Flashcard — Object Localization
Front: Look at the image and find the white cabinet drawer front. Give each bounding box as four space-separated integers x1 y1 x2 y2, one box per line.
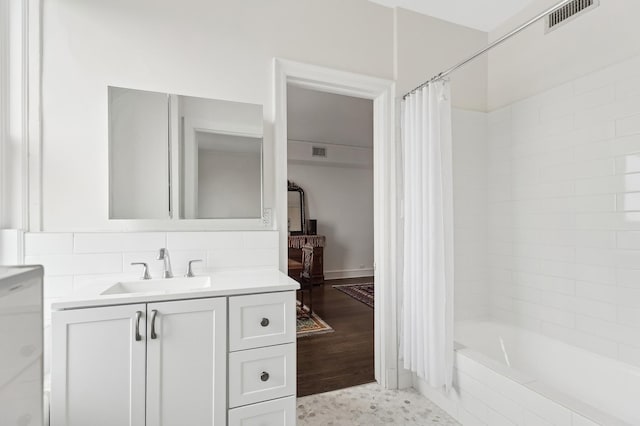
229 291 295 351
228 396 296 426
228 343 296 408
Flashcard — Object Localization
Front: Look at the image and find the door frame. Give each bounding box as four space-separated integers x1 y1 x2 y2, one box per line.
272 59 398 389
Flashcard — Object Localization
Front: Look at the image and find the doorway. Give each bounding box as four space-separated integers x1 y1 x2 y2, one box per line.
286 85 375 396
273 59 398 392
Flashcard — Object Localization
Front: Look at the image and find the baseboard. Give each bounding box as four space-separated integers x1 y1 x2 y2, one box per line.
324 268 374 280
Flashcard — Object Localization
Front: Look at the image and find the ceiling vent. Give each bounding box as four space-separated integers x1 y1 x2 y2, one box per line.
312 146 327 158
546 0 599 33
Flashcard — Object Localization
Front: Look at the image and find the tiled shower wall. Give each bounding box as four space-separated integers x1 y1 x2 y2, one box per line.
453 109 489 322
487 54 640 367
23 231 279 324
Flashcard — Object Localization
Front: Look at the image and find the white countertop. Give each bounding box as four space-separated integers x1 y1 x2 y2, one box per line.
52 268 299 310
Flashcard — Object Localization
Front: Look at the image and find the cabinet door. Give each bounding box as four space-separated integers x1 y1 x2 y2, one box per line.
51 304 146 426
146 298 226 426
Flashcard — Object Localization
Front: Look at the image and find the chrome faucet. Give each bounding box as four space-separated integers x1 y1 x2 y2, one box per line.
157 248 173 278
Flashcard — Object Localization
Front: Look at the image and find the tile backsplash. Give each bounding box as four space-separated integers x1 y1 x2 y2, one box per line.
24 231 279 323
487 54 640 367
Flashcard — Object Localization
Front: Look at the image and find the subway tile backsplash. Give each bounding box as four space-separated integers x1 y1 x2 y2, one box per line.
73 232 166 254
24 231 279 324
487 53 640 368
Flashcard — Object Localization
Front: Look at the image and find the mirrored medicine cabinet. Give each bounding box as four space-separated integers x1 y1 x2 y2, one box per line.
108 86 263 222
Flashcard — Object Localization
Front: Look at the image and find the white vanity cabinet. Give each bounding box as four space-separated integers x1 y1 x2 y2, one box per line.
50 273 298 426
51 298 227 426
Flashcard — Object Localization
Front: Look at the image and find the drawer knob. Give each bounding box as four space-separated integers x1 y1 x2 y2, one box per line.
260 371 270 382
260 318 270 327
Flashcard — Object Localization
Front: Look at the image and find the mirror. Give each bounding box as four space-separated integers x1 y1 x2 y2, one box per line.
287 181 305 235
108 87 263 221
179 95 263 219
109 87 170 219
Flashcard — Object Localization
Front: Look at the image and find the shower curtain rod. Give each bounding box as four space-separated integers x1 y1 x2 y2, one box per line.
402 0 573 100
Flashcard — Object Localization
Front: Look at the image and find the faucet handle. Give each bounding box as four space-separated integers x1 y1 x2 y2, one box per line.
186 259 203 278
131 262 152 280
157 248 169 260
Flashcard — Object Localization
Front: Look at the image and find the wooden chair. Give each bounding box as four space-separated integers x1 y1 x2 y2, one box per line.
298 244 314 316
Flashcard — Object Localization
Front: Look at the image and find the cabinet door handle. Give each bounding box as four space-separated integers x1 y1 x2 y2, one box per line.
150 309 158 339
260 318 270 327
134 311 142 341
260 371 270 382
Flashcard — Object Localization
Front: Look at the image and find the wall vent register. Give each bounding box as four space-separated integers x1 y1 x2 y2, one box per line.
312 146 327 157
546 0 598 33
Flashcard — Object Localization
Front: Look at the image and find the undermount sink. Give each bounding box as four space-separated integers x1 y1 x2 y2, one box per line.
101 276 211 295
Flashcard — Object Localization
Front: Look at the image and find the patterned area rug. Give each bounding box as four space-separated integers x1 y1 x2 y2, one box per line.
333 282 374 308
297 302 334 338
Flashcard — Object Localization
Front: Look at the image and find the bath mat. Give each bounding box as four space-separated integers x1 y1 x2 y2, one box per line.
296 301 334 338
332 282 374 308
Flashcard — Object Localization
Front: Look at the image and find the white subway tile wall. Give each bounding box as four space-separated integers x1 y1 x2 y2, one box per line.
487 53 640 368
453 109 490 322
23 231 279 324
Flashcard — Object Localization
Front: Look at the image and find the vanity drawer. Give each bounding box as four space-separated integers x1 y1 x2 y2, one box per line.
229 291 295 351
228 396 296 426
228 343 296 408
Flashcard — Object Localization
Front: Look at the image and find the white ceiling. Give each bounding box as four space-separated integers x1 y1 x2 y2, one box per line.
369 0 534 32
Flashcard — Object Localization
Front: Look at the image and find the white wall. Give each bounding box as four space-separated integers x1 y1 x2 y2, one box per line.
39 0 491 232
395 7 488 111
487 52 640 367
488 0 640 110
288 164 374 279
41 0 394 231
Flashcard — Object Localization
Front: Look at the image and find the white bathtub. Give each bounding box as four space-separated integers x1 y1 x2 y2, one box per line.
415 321 637 426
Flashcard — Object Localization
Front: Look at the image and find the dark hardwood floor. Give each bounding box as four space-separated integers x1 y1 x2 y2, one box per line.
296 277 375 397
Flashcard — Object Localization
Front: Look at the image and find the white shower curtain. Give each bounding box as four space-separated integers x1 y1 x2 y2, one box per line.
401 80 455 390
